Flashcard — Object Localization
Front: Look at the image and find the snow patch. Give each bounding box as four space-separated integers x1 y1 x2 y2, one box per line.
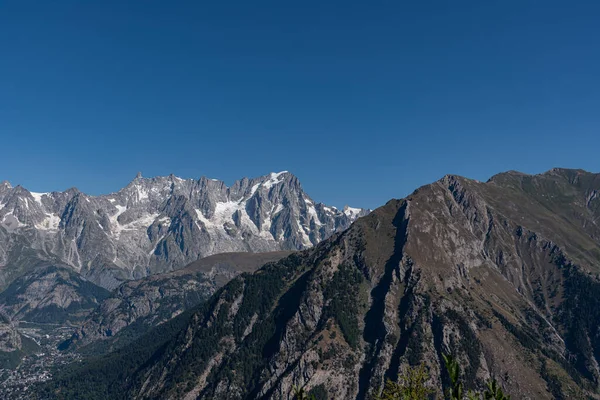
112 213 159 238
35 213 61 231
112 205 127 219
135 185 149 201
250 183 261 196
148 235 167 255
157 216 171 227
297 218 313 247
263 171 288 190
195 209 212 227
306 205 322 226
109 205 127 237
30 192 48 205
343 206 362 220
214 201 242 224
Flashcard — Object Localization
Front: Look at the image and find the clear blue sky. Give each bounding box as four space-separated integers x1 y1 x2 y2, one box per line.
1 1 599 209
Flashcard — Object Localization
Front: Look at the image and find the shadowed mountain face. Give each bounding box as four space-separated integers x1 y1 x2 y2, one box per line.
0 172 368 290
63 251 293 354
0 266 110 325
39 169 600 400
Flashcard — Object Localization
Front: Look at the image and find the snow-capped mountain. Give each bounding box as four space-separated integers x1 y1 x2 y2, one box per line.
0 172 369 289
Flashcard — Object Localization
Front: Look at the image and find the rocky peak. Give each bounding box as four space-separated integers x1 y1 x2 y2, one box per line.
0 181 11 196
0 171 368 289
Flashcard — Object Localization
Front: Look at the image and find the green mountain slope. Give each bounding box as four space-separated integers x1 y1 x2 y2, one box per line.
63 251 293 354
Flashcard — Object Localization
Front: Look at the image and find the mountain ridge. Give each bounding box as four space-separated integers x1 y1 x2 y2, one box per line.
0 171 368 290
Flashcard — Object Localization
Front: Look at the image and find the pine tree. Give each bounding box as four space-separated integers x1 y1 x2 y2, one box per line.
373 363 433 400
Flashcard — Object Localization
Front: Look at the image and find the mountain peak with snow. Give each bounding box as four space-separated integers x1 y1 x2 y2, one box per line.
0 171 369 290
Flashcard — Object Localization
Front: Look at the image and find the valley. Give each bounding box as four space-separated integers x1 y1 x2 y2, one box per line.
0 322 79 400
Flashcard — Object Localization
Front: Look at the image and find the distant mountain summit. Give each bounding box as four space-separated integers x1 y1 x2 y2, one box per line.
0 171 369 289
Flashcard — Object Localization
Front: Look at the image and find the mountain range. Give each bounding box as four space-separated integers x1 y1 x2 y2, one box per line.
0 171 368 290
37 168 600 400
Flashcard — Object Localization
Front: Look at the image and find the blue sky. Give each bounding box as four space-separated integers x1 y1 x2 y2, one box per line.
1 1 599 209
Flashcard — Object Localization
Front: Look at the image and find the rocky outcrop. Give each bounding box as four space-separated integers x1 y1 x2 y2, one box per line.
0 322 21 353
0 314 40 369
0 172 368 290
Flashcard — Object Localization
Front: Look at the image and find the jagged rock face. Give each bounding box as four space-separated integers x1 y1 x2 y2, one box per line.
66 251 292 353
0 308 41 369
0 266 110 324
0 321 21 353
42 168 600 400
0 172 368 289
0 321 27 369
